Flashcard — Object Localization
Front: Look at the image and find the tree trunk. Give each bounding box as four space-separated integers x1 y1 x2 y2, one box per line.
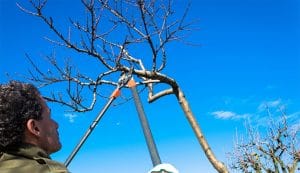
174 87 228 173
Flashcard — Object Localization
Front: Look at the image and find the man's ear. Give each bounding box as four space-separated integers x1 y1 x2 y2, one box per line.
26 119 41 137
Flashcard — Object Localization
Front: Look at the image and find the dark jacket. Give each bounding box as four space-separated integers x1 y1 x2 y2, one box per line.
0 144 69 173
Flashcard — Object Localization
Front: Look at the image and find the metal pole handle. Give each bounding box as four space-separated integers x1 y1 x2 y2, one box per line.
128 78 162 166
64 88 120 167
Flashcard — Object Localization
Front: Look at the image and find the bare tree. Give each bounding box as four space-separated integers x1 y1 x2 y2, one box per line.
17 0 228 172
229 114 300 173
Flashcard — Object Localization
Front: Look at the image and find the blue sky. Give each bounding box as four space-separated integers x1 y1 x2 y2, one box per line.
1 0 300 172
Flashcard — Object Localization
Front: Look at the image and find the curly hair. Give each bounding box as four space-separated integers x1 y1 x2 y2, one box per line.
0 81 43 150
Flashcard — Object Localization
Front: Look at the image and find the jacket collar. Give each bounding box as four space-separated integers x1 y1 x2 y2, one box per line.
5 143 50 159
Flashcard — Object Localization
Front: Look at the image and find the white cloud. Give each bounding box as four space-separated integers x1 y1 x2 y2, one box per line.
211 111 250 120
286 111 300 130
286 111 300 120
64 113 78 123
291 121 300 134
265 85 277 90
258 99 282 111
212 111 235 119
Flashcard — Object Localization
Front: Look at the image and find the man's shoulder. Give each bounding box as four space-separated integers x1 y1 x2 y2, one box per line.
42 157 70 173
0 152 69 173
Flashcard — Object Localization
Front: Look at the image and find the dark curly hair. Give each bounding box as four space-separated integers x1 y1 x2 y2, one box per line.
0 81 43 150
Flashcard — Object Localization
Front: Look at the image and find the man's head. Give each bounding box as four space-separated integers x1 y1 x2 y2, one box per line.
0 81 61 154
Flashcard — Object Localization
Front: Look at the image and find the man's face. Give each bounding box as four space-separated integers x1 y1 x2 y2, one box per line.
36 97 61 154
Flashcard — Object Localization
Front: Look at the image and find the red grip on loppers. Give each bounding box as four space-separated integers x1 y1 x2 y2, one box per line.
110 88 121 98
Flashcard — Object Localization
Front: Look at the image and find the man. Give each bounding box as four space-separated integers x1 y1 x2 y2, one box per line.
0 81 69 173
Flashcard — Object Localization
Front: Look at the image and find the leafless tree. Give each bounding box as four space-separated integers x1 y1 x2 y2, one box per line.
229 114 300 173
17 0 228 172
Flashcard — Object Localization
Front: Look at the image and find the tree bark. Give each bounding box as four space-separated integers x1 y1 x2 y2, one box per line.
174 86 229 173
